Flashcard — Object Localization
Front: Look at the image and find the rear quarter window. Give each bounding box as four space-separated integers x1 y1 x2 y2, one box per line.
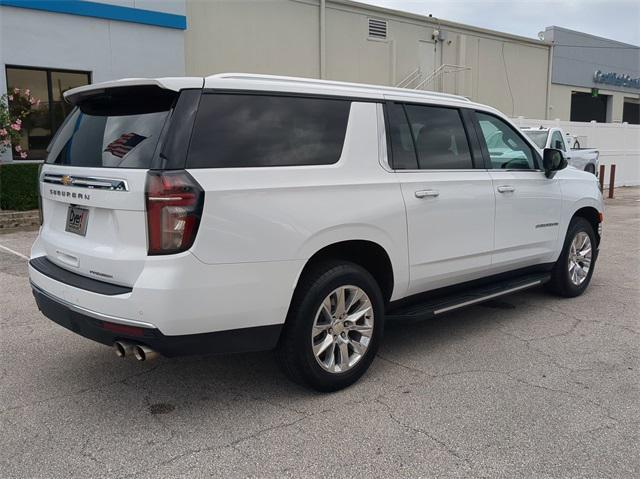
186 94 351 168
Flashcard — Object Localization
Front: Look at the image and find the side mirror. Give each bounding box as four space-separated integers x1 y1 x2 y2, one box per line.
542 148 568 178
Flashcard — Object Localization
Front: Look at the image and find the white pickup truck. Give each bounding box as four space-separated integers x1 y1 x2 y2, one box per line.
522 127 599 175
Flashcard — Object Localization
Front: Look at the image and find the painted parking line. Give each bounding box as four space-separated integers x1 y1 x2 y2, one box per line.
0 243 29 261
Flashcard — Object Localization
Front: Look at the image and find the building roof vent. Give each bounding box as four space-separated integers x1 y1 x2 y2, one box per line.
368 18 387 39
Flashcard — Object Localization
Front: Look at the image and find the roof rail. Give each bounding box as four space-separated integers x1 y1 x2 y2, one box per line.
209 73 471 102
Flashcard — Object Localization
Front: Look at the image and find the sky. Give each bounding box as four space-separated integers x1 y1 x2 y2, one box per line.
362 0 640 46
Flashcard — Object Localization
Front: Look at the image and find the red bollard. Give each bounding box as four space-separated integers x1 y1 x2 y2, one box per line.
608 164 616 199
599 165 605 191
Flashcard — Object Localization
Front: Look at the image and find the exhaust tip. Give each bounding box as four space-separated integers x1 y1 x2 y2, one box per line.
133 344 158 362
114 341 133 358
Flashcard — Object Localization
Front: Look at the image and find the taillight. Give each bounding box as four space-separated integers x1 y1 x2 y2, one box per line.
145 170 204 255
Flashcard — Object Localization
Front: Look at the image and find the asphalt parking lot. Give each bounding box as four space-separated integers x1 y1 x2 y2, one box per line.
1 188 638 478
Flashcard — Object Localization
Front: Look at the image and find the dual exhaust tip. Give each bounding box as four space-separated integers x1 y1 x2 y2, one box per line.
114 341 159 361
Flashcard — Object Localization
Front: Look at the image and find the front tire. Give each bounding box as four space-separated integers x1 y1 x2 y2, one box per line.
545 217 597 297
276 261 385 392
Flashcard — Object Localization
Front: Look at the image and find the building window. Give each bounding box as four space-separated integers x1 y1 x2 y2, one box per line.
5 66 91 160
623 99 639 125
570 91 609 123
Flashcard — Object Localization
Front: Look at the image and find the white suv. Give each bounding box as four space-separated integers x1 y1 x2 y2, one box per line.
30 74 604 391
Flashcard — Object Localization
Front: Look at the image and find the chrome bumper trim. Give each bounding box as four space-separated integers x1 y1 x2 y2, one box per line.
30 281 156 329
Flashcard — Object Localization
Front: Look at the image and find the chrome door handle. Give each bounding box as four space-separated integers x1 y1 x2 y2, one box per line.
415 189 440 198
497 185 515 193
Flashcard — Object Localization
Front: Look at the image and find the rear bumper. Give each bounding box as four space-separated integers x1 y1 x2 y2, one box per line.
31 282 282 357
28 245 303 336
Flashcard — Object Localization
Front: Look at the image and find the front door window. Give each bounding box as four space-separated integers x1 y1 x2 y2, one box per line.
476 112 537 170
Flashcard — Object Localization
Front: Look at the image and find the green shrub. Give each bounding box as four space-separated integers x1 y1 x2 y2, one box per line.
0 162 40 211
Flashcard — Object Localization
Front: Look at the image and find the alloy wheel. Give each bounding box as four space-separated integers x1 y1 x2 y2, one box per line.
311 285 374 373
568 231 592 286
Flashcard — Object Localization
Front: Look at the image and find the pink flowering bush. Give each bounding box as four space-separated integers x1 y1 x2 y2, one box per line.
0 88 41 159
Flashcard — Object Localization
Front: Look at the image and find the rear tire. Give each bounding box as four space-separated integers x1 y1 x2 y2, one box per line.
545 217 597 297
585 164 596 175
276 261 385 392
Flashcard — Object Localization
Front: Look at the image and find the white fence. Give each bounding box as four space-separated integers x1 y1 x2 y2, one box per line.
512 117 640 187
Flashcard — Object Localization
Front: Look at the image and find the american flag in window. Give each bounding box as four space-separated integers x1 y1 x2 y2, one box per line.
104 132 147 158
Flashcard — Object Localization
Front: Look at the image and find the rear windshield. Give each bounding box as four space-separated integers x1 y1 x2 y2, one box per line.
522 130 548 149
46 86 175 168
46 109 170 168
187 94 351 168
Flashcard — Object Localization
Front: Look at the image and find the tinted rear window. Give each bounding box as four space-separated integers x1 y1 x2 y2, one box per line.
46 109 170 168
187 94 351 168
46 86 175 168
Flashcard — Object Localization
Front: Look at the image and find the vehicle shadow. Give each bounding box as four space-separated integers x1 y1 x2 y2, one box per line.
46 287 549 423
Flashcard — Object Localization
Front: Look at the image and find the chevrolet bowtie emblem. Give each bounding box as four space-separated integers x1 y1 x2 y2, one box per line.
61 175 73 186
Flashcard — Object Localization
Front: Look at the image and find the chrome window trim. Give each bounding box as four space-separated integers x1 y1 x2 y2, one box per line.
390 169 489 173
487 169 546 173
380 166 544 175
43 174 129 191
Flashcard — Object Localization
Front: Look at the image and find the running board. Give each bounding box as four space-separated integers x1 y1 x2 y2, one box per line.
386 272 550 321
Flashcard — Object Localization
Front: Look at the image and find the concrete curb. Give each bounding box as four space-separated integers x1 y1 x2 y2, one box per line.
0 209 40 232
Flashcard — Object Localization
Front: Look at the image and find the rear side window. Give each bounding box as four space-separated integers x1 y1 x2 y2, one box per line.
386 102 473 170
187 94 351 168
404 104 473 170
386 102 418 169
46 86 174 168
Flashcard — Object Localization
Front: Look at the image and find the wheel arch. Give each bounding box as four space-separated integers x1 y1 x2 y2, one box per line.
572 206 601 246
294 240 395 304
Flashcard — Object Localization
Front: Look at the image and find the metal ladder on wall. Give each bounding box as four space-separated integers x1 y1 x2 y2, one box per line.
396 64 471 91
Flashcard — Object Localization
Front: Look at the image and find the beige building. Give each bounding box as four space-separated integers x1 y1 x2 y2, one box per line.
185 0 551 119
